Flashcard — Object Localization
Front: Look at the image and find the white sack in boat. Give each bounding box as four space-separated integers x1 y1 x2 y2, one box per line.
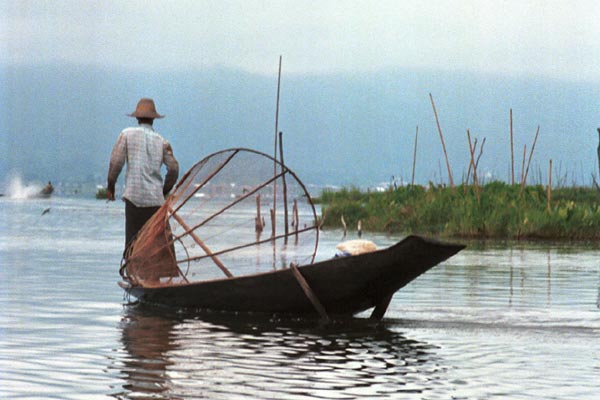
335 239 377 257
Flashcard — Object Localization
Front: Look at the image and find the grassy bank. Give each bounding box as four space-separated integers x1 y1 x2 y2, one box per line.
315 182 600 240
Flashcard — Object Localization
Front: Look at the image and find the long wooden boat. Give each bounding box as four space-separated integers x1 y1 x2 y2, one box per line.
119 149 464 320
121 235 464 318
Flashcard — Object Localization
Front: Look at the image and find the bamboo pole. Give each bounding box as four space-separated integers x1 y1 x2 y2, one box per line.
411 125 418 186
510 109 515 185
429 93 454 188
521 144 527 186
466 136 486 193
521 126 540 195
597 128 600 179
475 137 486 171
547 159 553 212
467 130 481 203
173 172 286 240
171 150 239 215
319 207 327 230
169 209 233 278
179 225 317 265
465 137 478 189
272 55 282 239
279 131 289 243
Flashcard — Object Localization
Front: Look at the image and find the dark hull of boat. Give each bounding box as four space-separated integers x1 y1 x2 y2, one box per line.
123 235 464 316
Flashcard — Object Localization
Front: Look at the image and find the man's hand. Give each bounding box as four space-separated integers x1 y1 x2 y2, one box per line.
107 183 116 201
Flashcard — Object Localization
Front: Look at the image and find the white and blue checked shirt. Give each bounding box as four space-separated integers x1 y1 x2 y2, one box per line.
108 124 179 207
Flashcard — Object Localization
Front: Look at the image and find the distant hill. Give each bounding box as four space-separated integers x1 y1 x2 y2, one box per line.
1 63 599 190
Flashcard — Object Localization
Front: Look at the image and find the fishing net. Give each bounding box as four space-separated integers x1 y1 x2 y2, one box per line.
121 148 319 287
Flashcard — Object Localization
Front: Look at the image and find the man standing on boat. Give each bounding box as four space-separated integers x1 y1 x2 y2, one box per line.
107 98 179 251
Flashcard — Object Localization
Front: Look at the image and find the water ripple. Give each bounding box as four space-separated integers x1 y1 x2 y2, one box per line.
2 198 600 399
109 307 449 399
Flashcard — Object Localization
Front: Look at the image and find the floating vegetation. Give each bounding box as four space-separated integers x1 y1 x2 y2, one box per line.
95 187 108 199
317 182 600 240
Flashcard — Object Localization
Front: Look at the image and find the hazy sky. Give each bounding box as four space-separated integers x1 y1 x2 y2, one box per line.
2 0 600 81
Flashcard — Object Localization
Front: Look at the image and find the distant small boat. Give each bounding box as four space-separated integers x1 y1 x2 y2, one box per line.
39 182 54 198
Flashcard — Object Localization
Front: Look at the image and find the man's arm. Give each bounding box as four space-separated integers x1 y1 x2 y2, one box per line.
162 141 179 196
107 133 127 201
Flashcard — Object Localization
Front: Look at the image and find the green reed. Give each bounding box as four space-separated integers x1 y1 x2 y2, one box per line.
316 182 600 240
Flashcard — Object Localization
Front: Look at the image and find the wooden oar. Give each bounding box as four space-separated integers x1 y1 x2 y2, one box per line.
289 263 330 322
370 294 393 320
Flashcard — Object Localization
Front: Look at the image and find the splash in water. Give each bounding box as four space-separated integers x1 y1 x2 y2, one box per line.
5 175 43 199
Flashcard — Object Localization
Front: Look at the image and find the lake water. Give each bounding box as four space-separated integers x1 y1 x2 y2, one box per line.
1 197 599 399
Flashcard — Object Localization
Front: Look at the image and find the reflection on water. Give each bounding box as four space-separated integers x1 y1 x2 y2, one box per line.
117 310 177 398
114 306 447 399
598 277 600 309
508 250 554 307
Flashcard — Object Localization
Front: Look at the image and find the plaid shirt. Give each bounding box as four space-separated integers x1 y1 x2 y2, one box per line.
108 124 179 207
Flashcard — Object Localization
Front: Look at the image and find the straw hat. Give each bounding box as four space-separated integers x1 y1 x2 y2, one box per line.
128 98 164 119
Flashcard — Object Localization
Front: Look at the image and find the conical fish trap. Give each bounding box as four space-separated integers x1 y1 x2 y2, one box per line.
121 148 319 287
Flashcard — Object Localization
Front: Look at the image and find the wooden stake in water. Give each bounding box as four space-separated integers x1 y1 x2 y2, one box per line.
255 194 263 234
293 199 299 243
465 137 478 187
272 55 282 239
279 131 289 243
521 125 540 195
547 159 553 212
521 144 527 187
467 130 481 203
429 94 454 188
429 93 454 188
596 128 600 179
475 137 486 171
411 125 419 186
510 109 515 185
